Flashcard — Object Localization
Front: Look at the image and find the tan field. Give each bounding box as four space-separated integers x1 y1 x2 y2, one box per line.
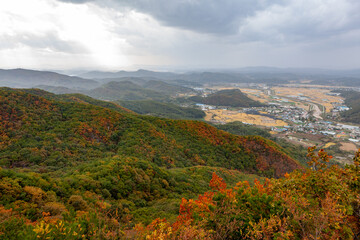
205 109 288 127
210 86 343 113
340 142 358 152
323 142 336 149
272 87 344 113
240 88 270 103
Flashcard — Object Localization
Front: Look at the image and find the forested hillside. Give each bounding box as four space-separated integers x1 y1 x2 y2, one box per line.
214 121 309 166
141 80 194 95
0 88 358 239
117 100 205 120
338 90 360 124
189 89 264 107
0 87 301 239
0 88 298 176
137 148 360 239
87 81 169 101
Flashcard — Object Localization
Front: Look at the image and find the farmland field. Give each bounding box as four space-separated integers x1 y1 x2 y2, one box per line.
204 109 288 127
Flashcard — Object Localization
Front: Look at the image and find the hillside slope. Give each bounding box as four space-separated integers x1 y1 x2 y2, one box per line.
0 88 299 178
338 90 360 124
87 81 168 101
0 88 303 236
142 80 194 95
190 89 264 107
117 100 205 119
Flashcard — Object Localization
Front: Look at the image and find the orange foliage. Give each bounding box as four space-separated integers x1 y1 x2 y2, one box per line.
209 172 227 191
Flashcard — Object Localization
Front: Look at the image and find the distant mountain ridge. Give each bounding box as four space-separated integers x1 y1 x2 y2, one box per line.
0 68 99 89
79 69 179 80
79 68 360 86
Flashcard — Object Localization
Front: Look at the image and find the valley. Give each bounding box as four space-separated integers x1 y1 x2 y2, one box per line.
198 84 360 165
0 68 360 239
1 0 360 237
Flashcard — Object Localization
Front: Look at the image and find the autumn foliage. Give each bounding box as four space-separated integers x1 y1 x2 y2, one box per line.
137 148 360 240
0 88 359 239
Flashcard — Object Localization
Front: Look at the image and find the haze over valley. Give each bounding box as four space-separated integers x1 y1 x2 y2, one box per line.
1 0 360 239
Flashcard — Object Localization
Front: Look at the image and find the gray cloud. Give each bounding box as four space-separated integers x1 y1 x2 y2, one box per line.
237 0 360 43
0 32 88 54
57 0 94 3
56 0 283 34
56 0 360 42
3 0 360 70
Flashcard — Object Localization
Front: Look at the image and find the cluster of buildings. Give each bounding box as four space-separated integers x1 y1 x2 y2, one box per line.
260 105 309 123
245 105 360 141
191 84 360 144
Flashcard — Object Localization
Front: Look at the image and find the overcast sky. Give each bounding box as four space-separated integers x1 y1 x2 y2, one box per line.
1 0 360 71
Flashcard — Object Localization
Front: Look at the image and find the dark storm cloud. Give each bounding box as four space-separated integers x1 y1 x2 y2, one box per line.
56 0 360 42
119 0 284 34
57 0 94 3
56 0 283 34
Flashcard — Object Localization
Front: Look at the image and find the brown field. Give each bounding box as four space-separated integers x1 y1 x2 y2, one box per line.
240 88 270 103
209 86 343 113
272 87 344 113
283 84 350 89
340 142 358 152
205 109 288 127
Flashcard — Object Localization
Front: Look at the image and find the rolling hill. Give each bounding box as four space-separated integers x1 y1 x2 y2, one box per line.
142 80 194 95
338 90 360 124
87 81 169 101
20 88 133 114
117 100 205 120
0 88 300 175
189 88 264 107
96 77 194 96
0 88 303 237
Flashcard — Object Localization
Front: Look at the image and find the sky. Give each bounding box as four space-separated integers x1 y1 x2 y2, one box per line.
1 0 360 71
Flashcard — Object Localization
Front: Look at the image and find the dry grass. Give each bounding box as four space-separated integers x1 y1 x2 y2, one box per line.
323 142 336 149
272 87 343 113
205 109 288 127
340 142 358 152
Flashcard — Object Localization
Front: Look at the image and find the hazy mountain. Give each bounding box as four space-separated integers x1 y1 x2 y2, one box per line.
0 68 99 89
79 69 179 80
142 80 194 95
79 68 360 87
87 81 169 101
95 77 194 95
97 76 150 85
